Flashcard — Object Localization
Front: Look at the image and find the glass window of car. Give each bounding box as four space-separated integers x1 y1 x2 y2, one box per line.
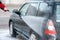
38 2 52 17
56 5 60 21
26 3 39 16
19 4 29 16
30 3 39 10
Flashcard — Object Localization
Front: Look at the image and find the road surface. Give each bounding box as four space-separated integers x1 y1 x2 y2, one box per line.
0 10 24 40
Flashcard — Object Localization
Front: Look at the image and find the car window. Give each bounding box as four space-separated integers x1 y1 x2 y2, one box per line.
30 3 39 10
19 4 29 16
38 2 52 17
26 3 39 16
56 5 60 21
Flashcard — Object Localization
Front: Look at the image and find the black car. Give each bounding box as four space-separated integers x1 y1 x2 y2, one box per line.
9 1 57 40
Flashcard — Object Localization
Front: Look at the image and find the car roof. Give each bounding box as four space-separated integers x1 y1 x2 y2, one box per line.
27 0 56 3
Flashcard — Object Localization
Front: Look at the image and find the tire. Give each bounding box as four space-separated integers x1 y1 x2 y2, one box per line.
9 21 17 37
29 33 37 40
29 30 42 40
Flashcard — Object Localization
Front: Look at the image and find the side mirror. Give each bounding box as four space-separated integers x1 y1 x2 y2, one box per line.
13 9 20 15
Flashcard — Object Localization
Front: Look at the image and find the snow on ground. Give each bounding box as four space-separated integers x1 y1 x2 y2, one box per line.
0 9 12 17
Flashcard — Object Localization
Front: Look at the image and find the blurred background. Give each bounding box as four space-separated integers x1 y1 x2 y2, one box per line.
1 0 27 12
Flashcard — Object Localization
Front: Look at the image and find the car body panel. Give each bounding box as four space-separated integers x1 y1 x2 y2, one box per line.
9 1 58 40
21 16 48 37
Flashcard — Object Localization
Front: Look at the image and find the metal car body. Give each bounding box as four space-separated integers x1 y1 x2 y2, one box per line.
9 1 58 40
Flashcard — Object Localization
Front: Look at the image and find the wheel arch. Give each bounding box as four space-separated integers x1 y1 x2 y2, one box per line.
29 29 43 40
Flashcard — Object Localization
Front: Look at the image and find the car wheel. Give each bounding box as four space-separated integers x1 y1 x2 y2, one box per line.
29 33 37 40
29 30 42 40
9 21 17 37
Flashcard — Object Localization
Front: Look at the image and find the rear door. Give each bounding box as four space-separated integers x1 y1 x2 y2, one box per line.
22 2 39 36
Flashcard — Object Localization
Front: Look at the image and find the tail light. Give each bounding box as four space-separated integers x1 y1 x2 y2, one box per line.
45 20 57 35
